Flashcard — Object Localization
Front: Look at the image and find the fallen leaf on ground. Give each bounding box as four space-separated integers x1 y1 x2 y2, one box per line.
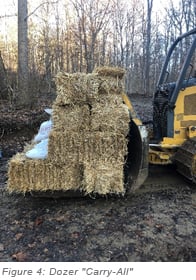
12 252 27 261
15 233 23 241
34 217 44 227
0 243 4 251
71 232 80 239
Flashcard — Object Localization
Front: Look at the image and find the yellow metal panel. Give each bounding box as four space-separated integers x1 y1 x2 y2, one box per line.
172 86 196 141
121 93 142 125
161 137 185 146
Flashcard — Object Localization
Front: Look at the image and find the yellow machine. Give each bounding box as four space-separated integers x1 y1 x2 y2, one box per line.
124 28 196 186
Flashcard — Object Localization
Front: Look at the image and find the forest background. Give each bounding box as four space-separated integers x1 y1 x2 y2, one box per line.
0 0 196 108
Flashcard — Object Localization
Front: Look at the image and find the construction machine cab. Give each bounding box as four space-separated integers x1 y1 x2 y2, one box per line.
150 29 196 184
152 28 196 143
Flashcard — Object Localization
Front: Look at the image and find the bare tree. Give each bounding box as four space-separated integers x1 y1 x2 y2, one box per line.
144 0 153 95
163 0 196 80
72 0 111 73
0 52 8 99
2 0 195 99
17 0 30 107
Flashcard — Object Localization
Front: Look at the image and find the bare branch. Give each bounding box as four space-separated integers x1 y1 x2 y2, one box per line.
0 14 17 19
25 0 59 20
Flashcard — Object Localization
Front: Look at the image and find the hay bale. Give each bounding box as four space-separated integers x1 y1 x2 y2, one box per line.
7 130 128 194
47 131 84 165
7 151 83 193
82 131 128 163
94 66 125 79
7 67 130 196
91 98 130 135
97 76 124 95
52 104 91 132
55 72 100 105
94 66 125 95
82 160 125 195
47 131 128 165
55 67 126 106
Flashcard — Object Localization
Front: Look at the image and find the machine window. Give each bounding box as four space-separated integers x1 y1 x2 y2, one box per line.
184 94 196 115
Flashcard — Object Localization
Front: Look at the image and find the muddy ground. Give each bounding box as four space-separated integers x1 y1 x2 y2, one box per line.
0 95 195 262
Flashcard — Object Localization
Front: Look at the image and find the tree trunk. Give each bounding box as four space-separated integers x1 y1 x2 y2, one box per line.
0 52 8 99
17 0 31 107
145 0 153 95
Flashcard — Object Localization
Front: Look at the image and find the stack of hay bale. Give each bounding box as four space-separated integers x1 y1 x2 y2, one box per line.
8 67 130 195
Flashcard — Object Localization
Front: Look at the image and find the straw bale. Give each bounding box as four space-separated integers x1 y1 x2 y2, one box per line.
97 76 124 95
7 151 83 193
82 160 125 195
91 99 130 135
82 131 128 163
55 67 126 106
94 66 125 79
52 104 91 132
7 67 131 195
52 96 130 135
47 130 84 165
7 129 128 194
47 130 128 164
94 66 125 95
55 72 100 105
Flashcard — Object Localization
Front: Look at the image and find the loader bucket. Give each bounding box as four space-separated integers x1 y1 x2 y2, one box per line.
124 120 149 192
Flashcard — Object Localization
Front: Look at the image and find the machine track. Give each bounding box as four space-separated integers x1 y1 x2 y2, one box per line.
174 137 196 184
